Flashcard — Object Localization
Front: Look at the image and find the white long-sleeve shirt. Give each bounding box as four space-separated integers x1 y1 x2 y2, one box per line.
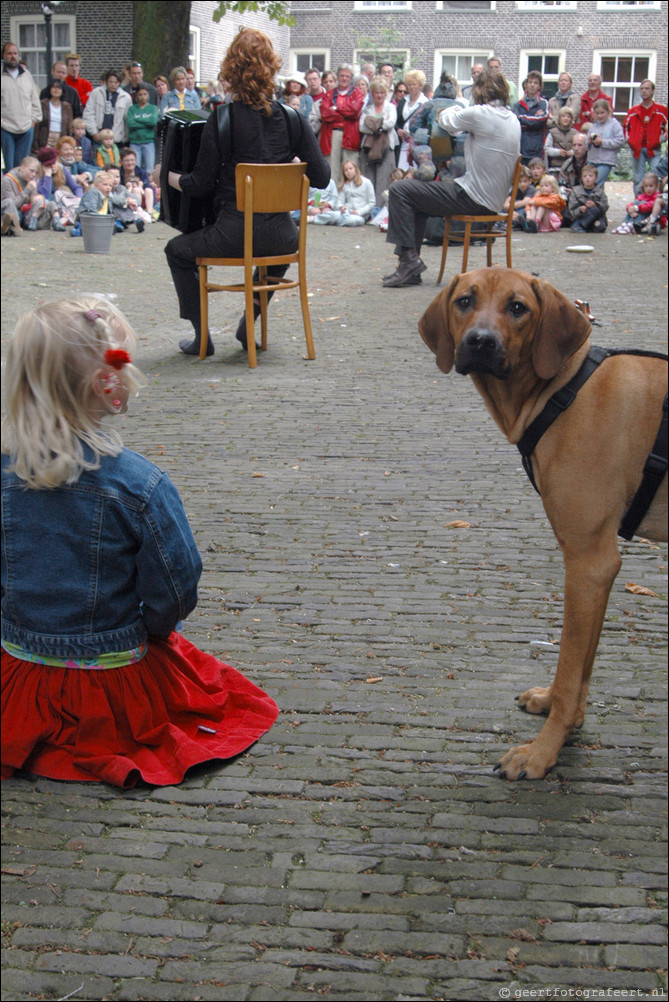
438 101 521 212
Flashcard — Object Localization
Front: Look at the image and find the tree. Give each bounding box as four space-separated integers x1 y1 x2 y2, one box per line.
213 1 295 25
132 2 295 82
353 16 422 74
132 2 192 81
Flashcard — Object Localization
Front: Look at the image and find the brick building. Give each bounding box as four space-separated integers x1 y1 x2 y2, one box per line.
288 0 667 120
2 0 666 121
1 1 289 94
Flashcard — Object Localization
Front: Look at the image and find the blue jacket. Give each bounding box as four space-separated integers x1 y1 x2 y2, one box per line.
160 89 202 118
513 94 549 160
1 447 202 659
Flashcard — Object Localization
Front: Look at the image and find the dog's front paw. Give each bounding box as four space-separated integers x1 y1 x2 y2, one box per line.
494 742 557 781
517 685 552 715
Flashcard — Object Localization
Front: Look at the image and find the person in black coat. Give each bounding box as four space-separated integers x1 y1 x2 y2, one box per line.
164 28 330 356
39 60 82 119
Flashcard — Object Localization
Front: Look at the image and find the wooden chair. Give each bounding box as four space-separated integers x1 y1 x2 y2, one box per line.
196 162 315 367
437 156 523 283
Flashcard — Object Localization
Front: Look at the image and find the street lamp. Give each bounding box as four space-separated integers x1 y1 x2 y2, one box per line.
40 1 63 84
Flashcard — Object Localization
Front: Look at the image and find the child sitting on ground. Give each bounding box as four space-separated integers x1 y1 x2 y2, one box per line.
525 173 566 232
313 160 376 227
504 164 536 230
612 173 665 234
71 170 121 236
96 128 121 169
107 166 146 233
1 297 279 787
567 163 609 232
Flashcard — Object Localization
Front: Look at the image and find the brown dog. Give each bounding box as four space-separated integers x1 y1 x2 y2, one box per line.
419 268 667 780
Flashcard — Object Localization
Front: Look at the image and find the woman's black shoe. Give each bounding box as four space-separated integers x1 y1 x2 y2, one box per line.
179 337 214 357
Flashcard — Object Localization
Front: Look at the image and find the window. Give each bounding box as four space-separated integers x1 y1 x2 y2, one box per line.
291 50 330 75
188 27 200 86
434 50 493 93
354 49 409 76
597 1 660 8
519 50 565 100
354 1 412 8
436 1 496 8
9 14 74 89
593 50 657 118
516 1 577 8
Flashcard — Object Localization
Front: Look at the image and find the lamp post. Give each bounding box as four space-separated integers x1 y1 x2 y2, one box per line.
40 1 62 85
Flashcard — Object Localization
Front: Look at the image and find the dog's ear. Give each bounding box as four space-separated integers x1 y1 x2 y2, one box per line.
530 278 592 380
418 276 459 373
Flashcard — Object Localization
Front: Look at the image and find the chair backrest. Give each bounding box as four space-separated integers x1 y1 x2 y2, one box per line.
505 157 523 219
235 162 308 214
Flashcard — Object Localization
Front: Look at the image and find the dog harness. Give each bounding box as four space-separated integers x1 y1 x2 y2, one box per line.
517 346 668 540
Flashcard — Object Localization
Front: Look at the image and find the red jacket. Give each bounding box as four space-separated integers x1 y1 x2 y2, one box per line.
576 89 613 130
624 101 668 158
318 86 364 156
65 74 93 107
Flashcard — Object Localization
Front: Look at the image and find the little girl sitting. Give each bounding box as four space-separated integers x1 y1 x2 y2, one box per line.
1 298 279 788
612 173 666 234
313 160 376 227
525 173 566 232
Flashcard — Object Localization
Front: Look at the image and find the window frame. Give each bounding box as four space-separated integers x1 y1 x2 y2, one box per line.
433 48 495 93
592 48 658 120
519 49 566 100
353 1 413 10
516 1 577 9
289 49 331 75
435 1 497 9
353 48 410 76
596 1 660 9
9 13 76 90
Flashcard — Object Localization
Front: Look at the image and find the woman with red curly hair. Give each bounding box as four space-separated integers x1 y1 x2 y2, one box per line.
164 28 330 356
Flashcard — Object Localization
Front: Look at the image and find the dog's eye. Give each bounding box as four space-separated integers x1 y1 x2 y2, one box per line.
455 295 472 311
509 300 529 318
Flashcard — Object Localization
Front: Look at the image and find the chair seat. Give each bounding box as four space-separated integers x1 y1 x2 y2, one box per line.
195 162 314 367
437 156 522 282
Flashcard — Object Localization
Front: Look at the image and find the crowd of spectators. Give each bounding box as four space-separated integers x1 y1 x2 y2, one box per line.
2 41 667 242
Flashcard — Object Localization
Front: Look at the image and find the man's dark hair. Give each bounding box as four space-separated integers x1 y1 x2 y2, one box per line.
472 69 509 107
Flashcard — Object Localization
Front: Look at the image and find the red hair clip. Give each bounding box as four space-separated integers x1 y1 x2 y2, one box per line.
104 348 132 369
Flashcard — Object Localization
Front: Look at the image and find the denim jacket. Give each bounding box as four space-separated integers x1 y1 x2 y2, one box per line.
1 447 202 659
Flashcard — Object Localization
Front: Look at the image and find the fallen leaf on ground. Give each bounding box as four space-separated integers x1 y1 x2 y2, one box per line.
625 582 659 597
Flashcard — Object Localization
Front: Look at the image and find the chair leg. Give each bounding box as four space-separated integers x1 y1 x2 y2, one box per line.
298 259 315 360
259 266 268 352
505 221 513 267
245 266 257 368
461 223 471 273
199 266 209 360
437 219 451 284
486 231 493 268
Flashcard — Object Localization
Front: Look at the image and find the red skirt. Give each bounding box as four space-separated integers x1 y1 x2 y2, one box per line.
1 633 279 788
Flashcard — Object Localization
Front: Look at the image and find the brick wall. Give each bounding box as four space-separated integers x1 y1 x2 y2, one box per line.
288 0 668 98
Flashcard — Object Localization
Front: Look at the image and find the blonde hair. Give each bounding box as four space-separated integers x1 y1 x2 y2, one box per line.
339 159 363 189
404 69 426 89
99 128 115 142
2 297 144 489
538 174 560 194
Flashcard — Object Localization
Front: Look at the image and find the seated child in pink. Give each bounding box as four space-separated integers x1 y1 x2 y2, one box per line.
525 174 566 231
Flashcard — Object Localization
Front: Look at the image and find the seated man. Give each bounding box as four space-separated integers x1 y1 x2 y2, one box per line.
382 70 520 288
1 155 39 235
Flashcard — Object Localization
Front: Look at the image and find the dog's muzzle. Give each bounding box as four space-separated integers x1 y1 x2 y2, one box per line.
455 327 510 378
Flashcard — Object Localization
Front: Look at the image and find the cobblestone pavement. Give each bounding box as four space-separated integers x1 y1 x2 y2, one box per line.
1 184 667 1001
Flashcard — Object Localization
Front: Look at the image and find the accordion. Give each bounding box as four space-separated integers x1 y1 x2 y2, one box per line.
159 109 217 233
